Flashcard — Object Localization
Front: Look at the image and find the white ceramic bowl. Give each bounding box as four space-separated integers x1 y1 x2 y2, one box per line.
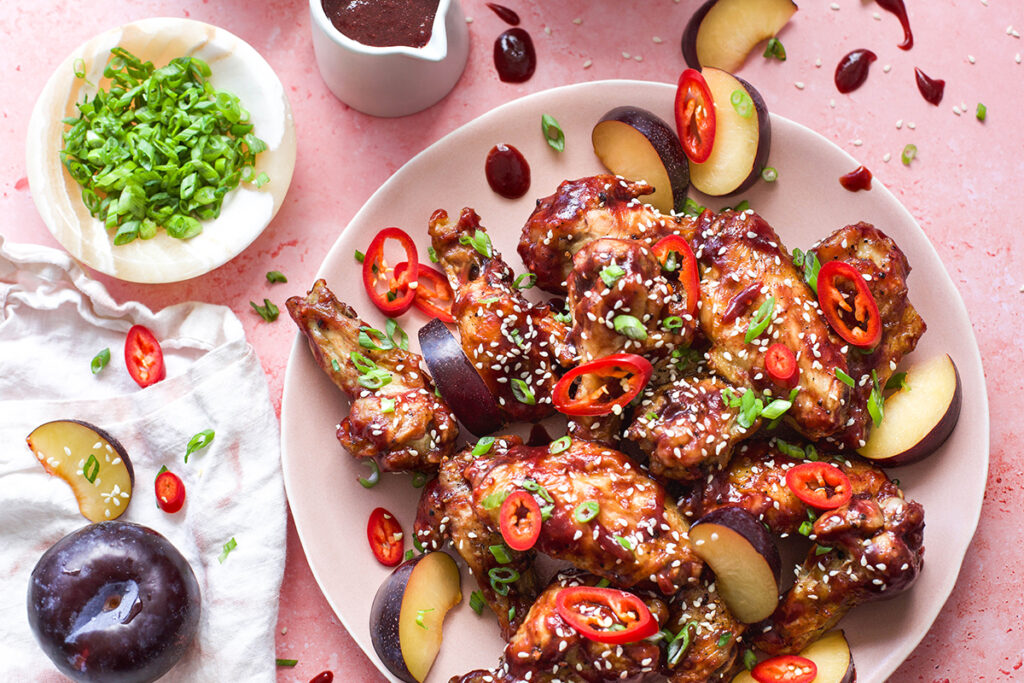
309 0 469 117
25 17 297 284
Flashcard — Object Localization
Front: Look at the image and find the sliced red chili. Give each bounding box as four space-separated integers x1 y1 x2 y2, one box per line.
785 462 853 510
651 235 700 318
124 324 166 388
499 490 542 551
367 506 404 566
393 261 455 323
554 586 658 645
764 343 799 388
154 470 185 514
816 260 882 349
552 353 653 417
751 654 818 683
362 228 419 316
674 69 717 163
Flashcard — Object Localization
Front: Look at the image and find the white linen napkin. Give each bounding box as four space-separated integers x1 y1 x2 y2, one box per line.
0 235 285 682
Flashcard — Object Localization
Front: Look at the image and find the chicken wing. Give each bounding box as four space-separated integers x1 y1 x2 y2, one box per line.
430 207 568 424
286 279 458 472
414 437 540 639
684 440 925 654
519 175 694 294
463 438 704 595
809 222 926 450
691 209 852 441
451 570 667 683
663 581 746 683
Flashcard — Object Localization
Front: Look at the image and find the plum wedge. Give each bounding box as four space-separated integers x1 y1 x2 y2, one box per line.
682 0 798 72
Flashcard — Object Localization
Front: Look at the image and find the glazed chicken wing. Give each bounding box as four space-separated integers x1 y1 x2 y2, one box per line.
452 571 667 683
463 438 704 595
684 441 925 654
430 208 568 424
519 175 694 294
691 209 852 441
663 581 746 683
810 222 926 450
286 279 458 472
414 437 539 638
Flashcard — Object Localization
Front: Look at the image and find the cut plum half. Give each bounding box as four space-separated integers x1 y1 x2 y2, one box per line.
689 68 771 197
732 630 855 683
26 420 134 522
690 506 780 624
858 353 962 466
682 0 798 72
592 106 690 214
370 551 463 683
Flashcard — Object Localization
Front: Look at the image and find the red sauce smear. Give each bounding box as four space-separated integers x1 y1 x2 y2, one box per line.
834 49 877 94
487 3 520 26
527 424 552 447
494 28 536 83
875 0 913 50
721 283 762 325
321 0 439 48
309 672 334 683
914 67 945 105
486 144 531 199
839 166 873 192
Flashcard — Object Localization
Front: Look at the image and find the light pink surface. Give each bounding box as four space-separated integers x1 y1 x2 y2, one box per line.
1 1 1020 681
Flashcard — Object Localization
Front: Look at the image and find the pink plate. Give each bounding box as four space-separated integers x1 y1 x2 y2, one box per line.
281 80 988 683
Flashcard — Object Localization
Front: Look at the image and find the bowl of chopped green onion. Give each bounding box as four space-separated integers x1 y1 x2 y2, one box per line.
26 17 297 283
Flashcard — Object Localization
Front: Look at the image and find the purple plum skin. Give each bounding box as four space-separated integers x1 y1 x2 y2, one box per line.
27 521 201 683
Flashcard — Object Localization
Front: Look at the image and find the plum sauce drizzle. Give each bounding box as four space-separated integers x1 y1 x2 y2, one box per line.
486 144 531 199
835 49 877 94
494 28 536 83
876 0 914 50
914 68 945 105
839 166 873 192
486 3 520 25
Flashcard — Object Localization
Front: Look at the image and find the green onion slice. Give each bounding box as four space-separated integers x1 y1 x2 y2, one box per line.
275 658 298 667
761 166 778 182
613 314 647 341
667 621 697 666
902 143 917 166
834 368 855 387
470 590 486 615
90 348 111 374
730 89 754 118
250 299 279 322
358 459 381 488
472 437 496 457
522 478 554 503
218 536 237 563
541 113 565 152
744 296 775 343
489 544 512 564
266 270 287 283
511 378 536 405
185 429 215 463
514 273 536 289
573 500 600 523
763 37 787 60
976 103 987 121
548 436 571 454
600 265 626 288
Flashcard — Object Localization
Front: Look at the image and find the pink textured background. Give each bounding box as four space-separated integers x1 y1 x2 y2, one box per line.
2 1 1021 681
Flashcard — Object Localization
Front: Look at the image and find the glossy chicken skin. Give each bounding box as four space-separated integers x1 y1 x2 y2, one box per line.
519 175 694 294
664 581 745 683
626 374 756 483
286 279 458 472
452 571 667 683
810 222 926 450
685 441 925 654
691 209 851 441
430 208 568 424
565 237 697 443
463 439 704 594
415 437 539 638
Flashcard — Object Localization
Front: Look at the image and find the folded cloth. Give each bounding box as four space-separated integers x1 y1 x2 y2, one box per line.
0 236 285 682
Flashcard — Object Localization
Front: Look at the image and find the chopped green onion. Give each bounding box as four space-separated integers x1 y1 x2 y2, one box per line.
886 372 908 391
254 172 270 188
461 229 493 258
737 389 763 429
479 296 500 305
411 471 427 488
488 567 519 596
553 310 572 325
614 535 633 551
415 607 434 629
413 534 425 553
595 578 610 588
792 248 805 268
613 314 647 341
185 429 215 463
834 368 855 387
540 503 554 520
683 197 706 216
867 369 884 427
600 264 626 288
481 490 510 510
805 443 819 462
814 545 833 556
428 245 439 263
472 437 496 457
798 521 813 536
662 315 683 331
266 270 287 283
803 251 821 293
775 439 805 460
522 478 554 503
218 537 237 563
761 166 778 182
667 621 697 666
359 326 395 351
976 102 987 121
761 398 793 420
732 199 751 212
541 113 565 152
331 358 341 372
73 58 87 79
275 658 298 667
511 378 536 405
574 500 600 524
358 459 381 488
404 549 415 561
730 89 754 118
744 296 775 343
645 411 657 421
470 590 486 615
250 299 279 322
549 436 571 454
721 388 741 408
386 318 409 351
763 37 787 60
90 348 111 374
717 632 732 648
514 273 537 289
381 397 396 414
489 544 512 564
354 249 365 263
509 328 524 347
901 143 917 166
508 606 516 622
82 454 100 483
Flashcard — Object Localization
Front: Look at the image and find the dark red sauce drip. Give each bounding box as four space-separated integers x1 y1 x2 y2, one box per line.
914 67 945 105
487 3 520 26
486 144 531 199
875 0 913 50
721 283 762 325
834 49 877 94
839 166 873 192
494 28 536 83
309 672 334 683
322 0 440 48
527 424 552 447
